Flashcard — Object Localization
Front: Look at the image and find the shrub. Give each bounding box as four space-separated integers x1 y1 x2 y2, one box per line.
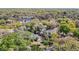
31 45 43 51
0 32 31 51
42 40 49 45
52 32 59 39
0 19 6 25
53 37 79 51
59 18 76 34
68 20 76 32
15 22 22 28
59 24 70 34
73 28 79 38
41 20 51 27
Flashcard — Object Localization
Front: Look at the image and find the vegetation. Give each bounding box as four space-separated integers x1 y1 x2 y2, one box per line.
0 8 79 51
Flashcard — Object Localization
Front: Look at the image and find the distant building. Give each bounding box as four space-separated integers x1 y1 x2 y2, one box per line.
18 16 33 23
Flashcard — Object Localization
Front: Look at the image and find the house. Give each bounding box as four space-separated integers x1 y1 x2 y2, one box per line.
18 16 33 23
